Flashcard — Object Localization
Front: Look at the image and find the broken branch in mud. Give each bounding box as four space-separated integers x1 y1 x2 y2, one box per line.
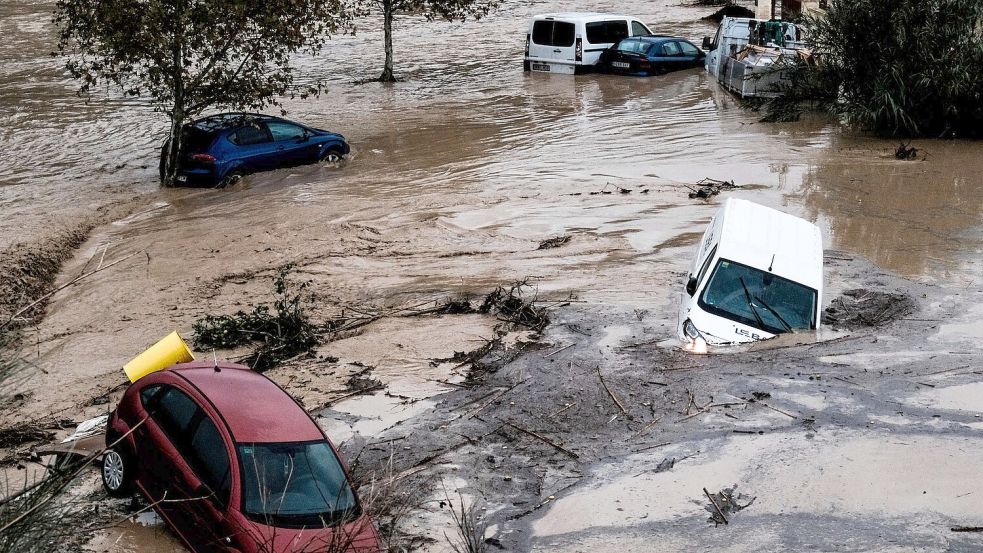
951 526 983 532
537 236 571 250
596 366 630 419
504 422 578 460
703 487 729 525
629 416 663 440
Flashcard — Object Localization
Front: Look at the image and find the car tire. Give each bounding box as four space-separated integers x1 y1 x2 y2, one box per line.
102 448 133 497
320 146 344 164
218 170 244 188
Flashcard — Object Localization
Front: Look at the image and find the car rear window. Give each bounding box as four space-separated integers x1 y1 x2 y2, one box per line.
182 127 215 153
531 20 575 47
618 39 650 54
586 20 629 44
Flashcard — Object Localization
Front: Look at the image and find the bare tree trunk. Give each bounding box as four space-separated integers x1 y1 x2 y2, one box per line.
162 110 184 186
380 0 395 82
162 0 186 186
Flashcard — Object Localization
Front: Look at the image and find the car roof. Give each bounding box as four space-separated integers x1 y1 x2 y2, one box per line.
169 361 325 444
534 12 640 22
715 199 823 291
191 112 280 132
620 35 686 44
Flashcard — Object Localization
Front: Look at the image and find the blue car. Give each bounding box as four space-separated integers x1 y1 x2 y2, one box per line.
160 113 350 186
598 36 706 76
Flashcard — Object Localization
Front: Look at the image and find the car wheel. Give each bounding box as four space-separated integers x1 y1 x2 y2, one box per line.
218 170 244 188
321 147 344 164
102 448 133 497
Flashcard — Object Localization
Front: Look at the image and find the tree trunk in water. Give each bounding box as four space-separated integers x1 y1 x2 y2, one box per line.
162 109 184 187
380 0 395 82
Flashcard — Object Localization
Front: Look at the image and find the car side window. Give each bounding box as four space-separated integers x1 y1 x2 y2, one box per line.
154 387 200 439
679 41 701 56
662 42 681 56
229 125 271 146
586 20 629 44
697 245 718 286
267 122 307 142
631 21 650 36
189 416 232 505
139 384 163 409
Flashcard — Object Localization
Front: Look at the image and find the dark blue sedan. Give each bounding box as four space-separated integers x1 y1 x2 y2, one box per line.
598 36 706 76
161 113 350 187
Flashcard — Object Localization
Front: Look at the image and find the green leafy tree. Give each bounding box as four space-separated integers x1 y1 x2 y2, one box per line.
355 0 501 82
54 0 350 185
767 0 983 137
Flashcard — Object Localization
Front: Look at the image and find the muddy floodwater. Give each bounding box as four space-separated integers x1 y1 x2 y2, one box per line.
2 0 983 551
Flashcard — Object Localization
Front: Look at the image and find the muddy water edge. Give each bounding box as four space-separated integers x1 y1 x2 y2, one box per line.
2 0 983 551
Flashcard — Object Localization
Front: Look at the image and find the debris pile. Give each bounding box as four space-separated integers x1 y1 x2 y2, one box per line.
822 288 916 329
895 142 918 160
703 3 755 23
688 178 739 200
478 282 550 332
703 485 756 525
538 236 571 250
192 266 320 371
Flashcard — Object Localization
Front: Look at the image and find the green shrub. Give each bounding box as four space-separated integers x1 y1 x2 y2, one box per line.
771 0 983 137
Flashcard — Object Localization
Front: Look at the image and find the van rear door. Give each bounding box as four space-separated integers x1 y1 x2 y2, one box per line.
528 18 577 73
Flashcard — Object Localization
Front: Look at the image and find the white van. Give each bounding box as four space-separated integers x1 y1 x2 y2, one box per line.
524 13 654 75
678 199 823 349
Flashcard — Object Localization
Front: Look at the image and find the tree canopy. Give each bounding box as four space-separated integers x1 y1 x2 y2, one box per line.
55 0 350 183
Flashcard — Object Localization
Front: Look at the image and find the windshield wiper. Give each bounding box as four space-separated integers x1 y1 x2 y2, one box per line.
754 295 793 333
739 277 766 330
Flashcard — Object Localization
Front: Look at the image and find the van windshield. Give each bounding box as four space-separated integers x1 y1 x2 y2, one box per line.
698 258 817 334
238 441 359 527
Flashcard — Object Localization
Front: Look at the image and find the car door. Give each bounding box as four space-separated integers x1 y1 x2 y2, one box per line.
655 40 685 73
138 386 231 551
529 19 577 70
266 121 319 167
227 124 275 172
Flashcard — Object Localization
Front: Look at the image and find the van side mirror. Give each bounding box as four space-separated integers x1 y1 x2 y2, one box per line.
686 276 698 297
702 36 712 50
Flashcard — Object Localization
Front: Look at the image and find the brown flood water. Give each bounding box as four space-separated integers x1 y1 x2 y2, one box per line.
2 0 983 551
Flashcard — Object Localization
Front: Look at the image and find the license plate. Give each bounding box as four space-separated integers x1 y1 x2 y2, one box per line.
176 175 187 182
612 61 631 69
531 63 551 72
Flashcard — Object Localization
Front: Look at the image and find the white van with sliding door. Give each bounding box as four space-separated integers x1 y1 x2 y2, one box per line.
678 199 823 350
524 13 654 74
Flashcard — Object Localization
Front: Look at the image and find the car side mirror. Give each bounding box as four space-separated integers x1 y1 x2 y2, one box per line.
686 276 698 297
702 36 712 50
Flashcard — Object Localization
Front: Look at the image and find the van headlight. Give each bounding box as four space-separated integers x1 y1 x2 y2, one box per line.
683 319 703 340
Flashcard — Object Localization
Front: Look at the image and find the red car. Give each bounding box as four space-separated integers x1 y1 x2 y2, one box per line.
102 361 382 553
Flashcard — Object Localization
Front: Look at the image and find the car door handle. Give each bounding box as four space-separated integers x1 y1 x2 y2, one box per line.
553 49 561 53
277 146 285 151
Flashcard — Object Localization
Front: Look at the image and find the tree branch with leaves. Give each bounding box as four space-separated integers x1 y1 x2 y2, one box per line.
54 0 352 185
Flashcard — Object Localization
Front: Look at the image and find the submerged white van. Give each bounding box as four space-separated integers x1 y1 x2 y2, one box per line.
524 13 653 75
678 199 823 349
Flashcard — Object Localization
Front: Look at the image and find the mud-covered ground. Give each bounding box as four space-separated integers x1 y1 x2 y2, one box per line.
3 0 983 551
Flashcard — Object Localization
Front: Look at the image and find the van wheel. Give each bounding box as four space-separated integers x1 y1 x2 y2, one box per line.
218 170 244 188
102 448 133 497
320 147 344 164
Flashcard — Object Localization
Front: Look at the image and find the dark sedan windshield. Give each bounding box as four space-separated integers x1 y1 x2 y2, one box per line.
238 441 358 527
698 258 817 334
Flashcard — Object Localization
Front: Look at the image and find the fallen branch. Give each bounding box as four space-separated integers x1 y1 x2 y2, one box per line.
703 487 728 525
596 366 629 418
505 422 578 460
1 250 143 330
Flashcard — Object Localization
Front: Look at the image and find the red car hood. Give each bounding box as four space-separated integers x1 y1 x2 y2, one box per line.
232 514 382 553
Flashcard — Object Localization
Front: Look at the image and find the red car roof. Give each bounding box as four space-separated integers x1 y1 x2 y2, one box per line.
169 361 324 444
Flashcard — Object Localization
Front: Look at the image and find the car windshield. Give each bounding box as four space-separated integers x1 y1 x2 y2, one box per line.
698 258 817 335
238 441 358 527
